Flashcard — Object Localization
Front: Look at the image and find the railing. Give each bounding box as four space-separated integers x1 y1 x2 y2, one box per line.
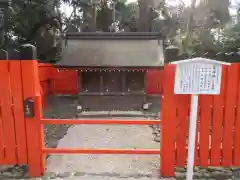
41 118 161 155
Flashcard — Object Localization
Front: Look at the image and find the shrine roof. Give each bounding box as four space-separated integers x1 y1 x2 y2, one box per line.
55 32 165 68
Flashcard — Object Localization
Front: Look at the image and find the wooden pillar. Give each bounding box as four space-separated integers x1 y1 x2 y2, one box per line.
122 71 126 93
100 72 104 93
20 44 45 177
160 64 177 177
9 49 28 165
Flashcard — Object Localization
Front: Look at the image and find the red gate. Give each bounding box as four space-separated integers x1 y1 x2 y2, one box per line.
19 45 162 177
2 45 240 178
25 62 161 177
0 51 28 165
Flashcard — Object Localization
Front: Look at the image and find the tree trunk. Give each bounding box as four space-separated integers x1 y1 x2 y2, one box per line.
182 0 197 52
83 5 97 32
138 0 154 32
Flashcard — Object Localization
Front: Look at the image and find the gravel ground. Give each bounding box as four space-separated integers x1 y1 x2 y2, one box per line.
43 123 160 179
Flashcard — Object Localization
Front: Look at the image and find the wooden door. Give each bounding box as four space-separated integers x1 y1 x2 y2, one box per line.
126 71 145 92
102 72 122 93
81 71 101 92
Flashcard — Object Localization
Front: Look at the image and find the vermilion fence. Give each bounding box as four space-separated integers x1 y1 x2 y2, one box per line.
1 57 240 178
38 64 164 102
39 64 79 107
146 69 164 94
0 60 28 165
161 64 240 177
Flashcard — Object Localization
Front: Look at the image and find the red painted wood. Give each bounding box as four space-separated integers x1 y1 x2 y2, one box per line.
0 74 4 164
21 60 45 177
44 148 160 154
0 61 17 164
40 81 49 108
51 69 79 95
146 69 163 94
194 98 200 166
211 66 227 166
161 64 177 177
9 61 28 164
38 63 52 81
38 64 164 95
175 94 190 166
199 95 213 167
222 64 239 166
234 64 240 166
51 79 79 95
51 68 78 80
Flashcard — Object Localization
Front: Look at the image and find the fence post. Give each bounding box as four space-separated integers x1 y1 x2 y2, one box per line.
160 64 177 177
20 44 45 177
0 50 6 164
9 49 28 164
0 49 18 164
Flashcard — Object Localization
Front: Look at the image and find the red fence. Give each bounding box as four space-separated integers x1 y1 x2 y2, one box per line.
2 60 240 178
0 61 28 165
161 64 240 177
38 64 164 100
39 64 79 106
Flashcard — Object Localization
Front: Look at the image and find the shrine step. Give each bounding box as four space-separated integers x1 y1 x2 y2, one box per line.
76 110 159 118
78 95 146 111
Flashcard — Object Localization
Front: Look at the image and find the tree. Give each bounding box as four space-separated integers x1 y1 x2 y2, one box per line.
3 0 234 62
3 0 62 62
171 0 230 54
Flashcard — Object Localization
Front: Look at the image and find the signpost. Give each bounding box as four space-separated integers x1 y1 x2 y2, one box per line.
171 57 231 180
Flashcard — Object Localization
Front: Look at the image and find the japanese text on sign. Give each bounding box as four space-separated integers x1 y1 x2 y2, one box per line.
174 63 222 95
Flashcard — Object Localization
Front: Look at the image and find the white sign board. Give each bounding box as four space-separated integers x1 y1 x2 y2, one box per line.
174 62 222 95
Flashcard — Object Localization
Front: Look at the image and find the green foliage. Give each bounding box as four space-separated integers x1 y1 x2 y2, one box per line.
3 0 239 61
217 23 240 53
171 0 231 54
6 0 62 61
10 0 59 42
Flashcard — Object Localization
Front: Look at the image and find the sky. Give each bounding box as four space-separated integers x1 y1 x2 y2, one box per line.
127 0 240 7
60 0 240 18
127 0 191 6
60 0 188 17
